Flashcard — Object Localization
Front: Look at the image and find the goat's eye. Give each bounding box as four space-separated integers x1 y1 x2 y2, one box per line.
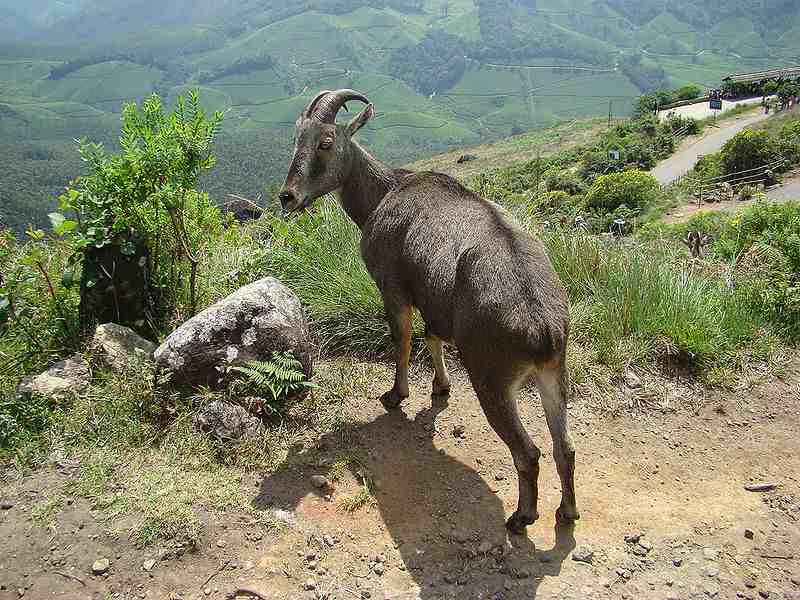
319 138 334 150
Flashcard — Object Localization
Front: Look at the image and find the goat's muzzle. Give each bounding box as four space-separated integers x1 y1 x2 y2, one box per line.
278 188 311 214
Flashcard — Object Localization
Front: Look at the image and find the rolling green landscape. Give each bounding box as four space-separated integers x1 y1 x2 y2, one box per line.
2 0 800 232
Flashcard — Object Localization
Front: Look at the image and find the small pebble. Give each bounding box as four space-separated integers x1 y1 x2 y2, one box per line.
92 559 110 575
571 545 594 564
744 528 755 540
624 532 642 544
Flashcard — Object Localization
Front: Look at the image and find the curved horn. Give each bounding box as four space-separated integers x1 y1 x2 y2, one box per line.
303 90 333 119
307 89 370 123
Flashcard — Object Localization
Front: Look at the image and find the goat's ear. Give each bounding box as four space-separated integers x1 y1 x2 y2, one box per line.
346 103 374 136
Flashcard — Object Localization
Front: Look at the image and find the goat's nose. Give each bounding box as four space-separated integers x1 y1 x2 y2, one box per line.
278 190 296 208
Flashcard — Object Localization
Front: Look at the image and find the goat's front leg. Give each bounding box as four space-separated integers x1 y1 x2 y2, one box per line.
380 302 412 411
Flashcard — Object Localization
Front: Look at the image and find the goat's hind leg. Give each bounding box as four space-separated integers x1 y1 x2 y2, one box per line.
380 301 412 411
535 360 580 523
469 366 541 534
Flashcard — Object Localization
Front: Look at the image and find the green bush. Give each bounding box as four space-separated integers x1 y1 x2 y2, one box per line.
0 231 81 391
720 130 777 177
544 168 586 195
584 170 661 212
53 91 225 329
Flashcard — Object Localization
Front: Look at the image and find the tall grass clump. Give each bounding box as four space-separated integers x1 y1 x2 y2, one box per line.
253 200 424 356
543 230 761 370
245 195 765 372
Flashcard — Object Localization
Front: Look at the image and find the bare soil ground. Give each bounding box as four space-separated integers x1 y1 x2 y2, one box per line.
2 359 800 600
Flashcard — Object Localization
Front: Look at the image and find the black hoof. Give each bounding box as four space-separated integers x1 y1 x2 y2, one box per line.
431 386 451 398
379 389 404 411
505 511 537 535
555 505 581 525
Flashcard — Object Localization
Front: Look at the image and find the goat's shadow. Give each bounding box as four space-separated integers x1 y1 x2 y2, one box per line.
253 395 575 598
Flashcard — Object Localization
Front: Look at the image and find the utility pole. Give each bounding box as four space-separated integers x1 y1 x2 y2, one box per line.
608 99 613 129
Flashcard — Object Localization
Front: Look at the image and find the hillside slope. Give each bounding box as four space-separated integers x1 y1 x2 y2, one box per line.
2 0 800 232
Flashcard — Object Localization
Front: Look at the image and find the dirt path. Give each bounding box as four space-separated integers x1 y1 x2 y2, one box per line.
652 110 771 185
660 170 800 224
2 361 799 600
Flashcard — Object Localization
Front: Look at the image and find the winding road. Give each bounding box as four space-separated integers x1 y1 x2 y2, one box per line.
652 110 772 185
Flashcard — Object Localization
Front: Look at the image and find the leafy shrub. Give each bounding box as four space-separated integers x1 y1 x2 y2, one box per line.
720 130 777 177
0 231 80 391
584 170 661 212
536 191 573 212
544 168 586 195
52 92 225 330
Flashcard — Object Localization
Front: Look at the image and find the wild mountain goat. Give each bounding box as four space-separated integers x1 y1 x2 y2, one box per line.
278 90 579 533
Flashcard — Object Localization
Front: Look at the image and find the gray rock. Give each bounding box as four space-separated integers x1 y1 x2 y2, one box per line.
17 355 90 399
373 563 385 576
452 424 466 439
142 558 156 572
744 528 755 540
704 581 720 597
154 277 312 387
304 579 316 591
194 401 262 442
311 475 331 490
1 501 13 510
221 197 264 222
92 558 110 575
673 557 683 567
90 323 156 372
572 546 594 564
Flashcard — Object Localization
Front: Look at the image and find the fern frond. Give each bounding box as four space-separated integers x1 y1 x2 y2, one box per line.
229 351 312 410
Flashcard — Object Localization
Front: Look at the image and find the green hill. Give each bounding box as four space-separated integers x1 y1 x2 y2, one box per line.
1 0 798 232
